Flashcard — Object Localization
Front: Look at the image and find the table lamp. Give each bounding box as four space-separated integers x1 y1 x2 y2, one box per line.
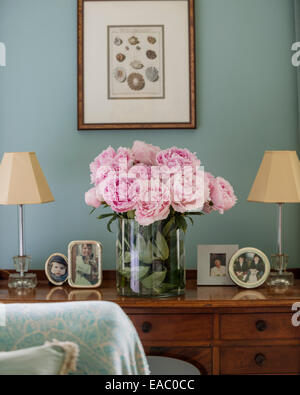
247 151 300 288
0 152 54 288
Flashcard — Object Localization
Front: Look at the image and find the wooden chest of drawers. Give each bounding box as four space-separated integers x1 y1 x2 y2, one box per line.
126 309 300 375
1 273 300 375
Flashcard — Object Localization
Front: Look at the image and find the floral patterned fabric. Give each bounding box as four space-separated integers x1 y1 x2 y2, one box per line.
0 301 150 375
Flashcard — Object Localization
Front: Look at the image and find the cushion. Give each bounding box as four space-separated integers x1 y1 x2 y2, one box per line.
0 340 79 375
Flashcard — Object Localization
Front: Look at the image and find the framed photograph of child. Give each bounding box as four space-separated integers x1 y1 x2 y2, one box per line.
45 253 69 286
228 247 270 289
197 245 239 286
68 241 102 288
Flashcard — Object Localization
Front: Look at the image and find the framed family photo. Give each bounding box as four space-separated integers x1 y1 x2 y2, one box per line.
228 247 270 289
68 241 103 288
197 245 239 286
78 0 196 130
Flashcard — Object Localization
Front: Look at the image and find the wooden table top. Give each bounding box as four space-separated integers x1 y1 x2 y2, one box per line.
1 279 300 308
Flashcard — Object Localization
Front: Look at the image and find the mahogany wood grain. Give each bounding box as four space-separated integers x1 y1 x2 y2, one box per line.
220 346 300 375
130 314 213 342
220 313 300 340
1 276 300 308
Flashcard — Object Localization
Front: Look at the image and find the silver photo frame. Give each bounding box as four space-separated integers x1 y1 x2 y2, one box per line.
45 253 69 286
228 247 270 289
197 245 239 286
68 240 103 288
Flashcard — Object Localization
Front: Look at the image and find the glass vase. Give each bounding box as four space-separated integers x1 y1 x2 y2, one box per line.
116 218 186 297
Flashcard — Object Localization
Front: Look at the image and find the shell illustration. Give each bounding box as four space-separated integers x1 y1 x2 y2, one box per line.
147 36 156 44
130 60 144 70
128 36 139 45
146 66 159 82
116 53 126 62
114 37 123 46
146 50 157 60
113 67 127 83
127 73 145 91
125 46 130 51
136 46 141 51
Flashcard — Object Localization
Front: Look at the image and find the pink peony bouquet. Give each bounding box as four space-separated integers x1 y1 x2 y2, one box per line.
85 141 237 230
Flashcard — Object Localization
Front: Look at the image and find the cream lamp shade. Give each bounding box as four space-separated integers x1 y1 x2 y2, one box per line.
247 151 300 203
0 152 55 205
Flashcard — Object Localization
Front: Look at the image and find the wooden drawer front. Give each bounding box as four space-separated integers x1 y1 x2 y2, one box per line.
221 346 300 375
129 314 213 341
220 313 299 340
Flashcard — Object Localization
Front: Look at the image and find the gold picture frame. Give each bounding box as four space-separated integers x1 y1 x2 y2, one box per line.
78 0 196 130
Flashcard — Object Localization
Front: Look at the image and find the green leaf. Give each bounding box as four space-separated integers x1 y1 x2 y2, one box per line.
137 234 147 252
175 215 188 233
141 270 167 290
163 216 175 237
119 266 149 280
97 213 115 220
107 215 117 233
141 241 155 264
118 251 132 264
155 231 169 260
152 244 162 260
89 208 96 215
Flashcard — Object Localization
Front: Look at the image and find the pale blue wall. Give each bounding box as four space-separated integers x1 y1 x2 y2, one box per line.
0 0 299 270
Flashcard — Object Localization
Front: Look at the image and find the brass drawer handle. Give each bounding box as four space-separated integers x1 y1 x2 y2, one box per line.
255 353 266 367
256 320 267 332
142 321 152 333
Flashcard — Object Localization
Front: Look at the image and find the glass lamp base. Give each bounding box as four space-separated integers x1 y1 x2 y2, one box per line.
8 273 37 289
267 271 294 289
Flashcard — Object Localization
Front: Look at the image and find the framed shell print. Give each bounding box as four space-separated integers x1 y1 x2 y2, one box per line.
78 0 196 130
228 247 271 289
68 241 103 288
45 253 69 286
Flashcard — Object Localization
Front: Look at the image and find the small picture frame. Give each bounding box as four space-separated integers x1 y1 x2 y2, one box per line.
45 253 69 286
68 241 102 288
197 245 239 286
228 247 271 289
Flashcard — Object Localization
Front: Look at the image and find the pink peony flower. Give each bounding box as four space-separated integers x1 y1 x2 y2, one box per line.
85 187 102 208
85 143 237 222
132 140 161 166
128 164 151 181
101 173 137 213
93 165 116 186
135 183 171 226
172 168 206 213
205 173 225 214
90 146 116 184
111 147 134 171
156 147 201 171
216 177 237 212
205 173 237 214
